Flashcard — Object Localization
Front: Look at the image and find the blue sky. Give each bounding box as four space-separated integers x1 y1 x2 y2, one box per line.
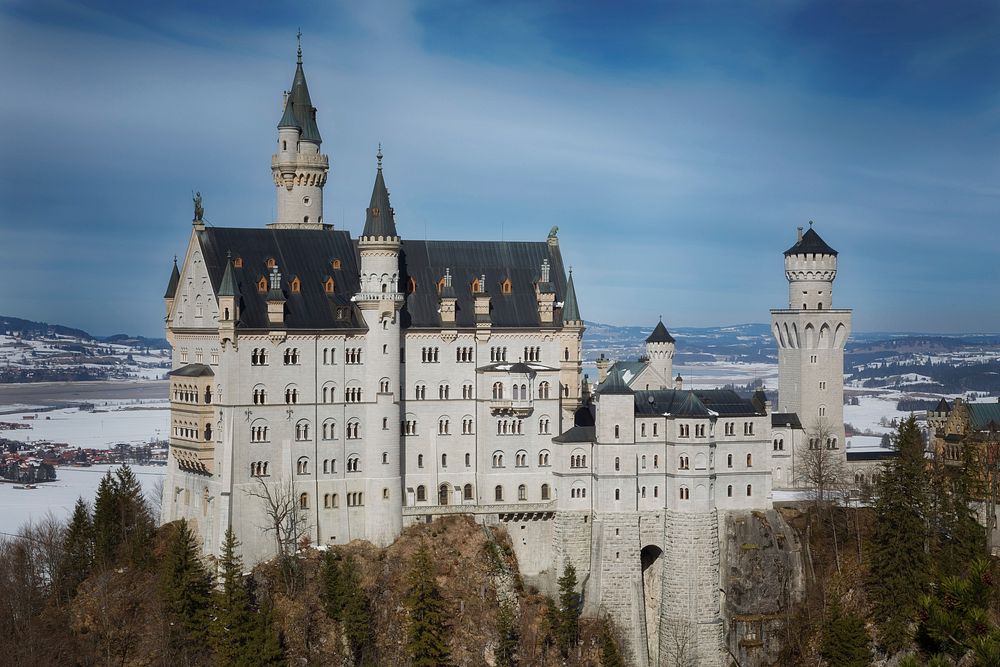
1 0 998 336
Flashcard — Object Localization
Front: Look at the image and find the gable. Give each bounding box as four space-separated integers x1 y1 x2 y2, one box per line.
172 237 219 329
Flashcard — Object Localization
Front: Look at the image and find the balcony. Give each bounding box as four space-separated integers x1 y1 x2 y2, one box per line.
489 398 534 417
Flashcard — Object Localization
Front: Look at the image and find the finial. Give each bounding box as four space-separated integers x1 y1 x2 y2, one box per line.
296 29 302 64
173 255 177 266
659 314 662 322
569 265 573 276
809 220 814 228
226 250 232 261
377 143 383 170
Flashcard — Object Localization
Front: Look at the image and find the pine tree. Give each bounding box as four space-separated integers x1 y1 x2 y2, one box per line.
92 470 119 566
115 464 153 567
599 617 626 667
555 560 581 656
494 602 519 667
339 555 373 665
320 550 345 620
213 528 256 666
404 545 450 667
56 497 94 600
252 593 286 666
159 519 214 657
819 597 872 667
869 415 930 652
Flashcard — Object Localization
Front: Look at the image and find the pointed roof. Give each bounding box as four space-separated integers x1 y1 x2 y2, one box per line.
362 150 398 238
562 269 581 323
934 398 951 413
646 319 675 344
597 368 634 395
218 256 239 297
277 41 322 144
784 225 837 256
164 258 180 299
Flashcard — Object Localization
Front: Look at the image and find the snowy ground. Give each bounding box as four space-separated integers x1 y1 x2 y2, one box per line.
0 463 165 537
676 361 778 390
0 399 169 448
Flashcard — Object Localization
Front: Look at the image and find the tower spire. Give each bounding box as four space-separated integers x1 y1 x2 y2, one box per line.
562 268 581 323
296 29 302 64
363 149 398 238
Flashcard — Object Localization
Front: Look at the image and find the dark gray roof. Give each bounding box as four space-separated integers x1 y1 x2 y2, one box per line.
195 228 572 331
552 425 596 443
634 389 762 418
196 227 361 331
596 369 634 395
168 363 215 378
218 258 238 297
280 50 322 144
784 226 837 256
645 320 675 343
603 361 647 388
362 164 398 238
562 269 581 322
164 259 180 299
933 398 951 413
847 450 898 462
508 361 533 375
399 239 570 329
771 413 803 429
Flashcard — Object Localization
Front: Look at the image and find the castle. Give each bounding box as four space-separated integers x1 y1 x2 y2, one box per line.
161 44 850 666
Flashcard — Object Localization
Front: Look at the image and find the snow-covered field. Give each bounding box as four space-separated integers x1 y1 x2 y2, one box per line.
675 361 778 390
0 399 169 448
0 464 165 536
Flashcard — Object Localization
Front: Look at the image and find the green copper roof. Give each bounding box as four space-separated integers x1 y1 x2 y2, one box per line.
562 269 581 322
218 257 239 297
278 94 299 129
968 403 1000 431
362 155 399 238
164 258 180 299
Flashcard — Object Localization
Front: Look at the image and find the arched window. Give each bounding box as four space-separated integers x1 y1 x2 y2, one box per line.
495 485 504 502
299 493 308 509
382 452 389 464
614 457 621 471
727 453 733 468
465 452 471 466
463 483 473 500
746 484 752 497
417 454 424 468
439 484 450 506
417 485 426 502
727 485 733 497
492 451 504 468
614 424 620 438
614 488 620 501
441 453 447 468
541 484 550 500
746 453 753 467
518 484 527 501
538 450 550 466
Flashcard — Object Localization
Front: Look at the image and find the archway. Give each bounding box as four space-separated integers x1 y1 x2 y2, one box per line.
641 545 664 663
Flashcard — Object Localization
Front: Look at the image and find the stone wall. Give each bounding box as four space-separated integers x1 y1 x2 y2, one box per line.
659 509 725 667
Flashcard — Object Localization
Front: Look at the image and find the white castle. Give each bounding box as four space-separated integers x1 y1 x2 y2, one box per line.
161 44 851 666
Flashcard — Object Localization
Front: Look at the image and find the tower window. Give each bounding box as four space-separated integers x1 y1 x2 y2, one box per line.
290 276 301 293
332 259 342 270
501 278 512 294
266 257 276 269
232 256 243 268
257 276 267 293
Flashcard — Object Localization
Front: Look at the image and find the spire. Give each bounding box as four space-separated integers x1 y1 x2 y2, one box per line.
164 257 180 299
646 319 675 343
562 268 581 323
784 223 837 256
280 34 321 143
362 150 398 238
218 253 239 297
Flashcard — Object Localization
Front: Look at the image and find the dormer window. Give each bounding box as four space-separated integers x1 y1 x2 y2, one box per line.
324 277 335 294
232 256 243 269
471 278 481 293
501 278 512 294
257 276 267 293
290 276 301 293
331 259 342 270
265 257 276 269
407 276 417 294
437 277 446 294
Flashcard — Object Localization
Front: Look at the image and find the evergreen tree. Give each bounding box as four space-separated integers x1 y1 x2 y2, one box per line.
213 528 257 666
917 558 1000 662
320 550 345 620
114 464 153 566
404 545 450 667
599 617 626 667
56 497 94 600
819 597 872 667
159 519 214 657
555 560 581 656
251 592 286 666
869 416 930 652
494 602 519 667
339 555 373 665
92 470 119 566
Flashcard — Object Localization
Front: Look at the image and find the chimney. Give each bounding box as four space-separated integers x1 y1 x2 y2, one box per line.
596 354 610 384
675 374 683 390
797 226 804 242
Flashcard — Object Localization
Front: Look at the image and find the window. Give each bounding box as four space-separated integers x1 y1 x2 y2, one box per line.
324 277 335 294
541 484 550 500
438 418 450 435
347 492 364 507
322 420 336 440
345 348 362 364
538 450 550 466
462 417 474 434
441 453 447 468
299 493 308 509
746 453 753 467
501 278 512 294
819 381 827 390
614 457 621 471
415 384 426 400
252 386 267 405
462 383 474 399
250 421 269 443
518 484 526 501
284 386 298 404
614 425 620 439
679 486 689 500
679 455 689 470
746 484 752 497
495 485 504 502
290 276 301 293
641 486 646 498
641 423 646 437
456 346 474 362
465 452 471 467
283 348 300 365
492 382 504 400
614 488 620 501
380 378 391 393
345 387 362 403
346 421 360 439
492 451 504 468
439 484 450 505
382 452 389 465
570 453 587 468
463 484 473 500
515 451 527 467
727 453 733 468
347 456 360 473
810 354 818 363
438 384 450 399
641 455 646 469
743 421 754 436
417 454 424 468
818 406 826 417
695 424 706 437
653 423 659 437
773 437 784 451
251 348 268 365
295 420 310 441
727 485 733 497
421 347 440 363
679 424 690 438
250 461 269 477
403 419 417 435
538 381 550 399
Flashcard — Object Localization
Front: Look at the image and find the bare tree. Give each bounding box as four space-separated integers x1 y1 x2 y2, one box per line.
245 477 310 595
801 418 849 507
662 617 693 667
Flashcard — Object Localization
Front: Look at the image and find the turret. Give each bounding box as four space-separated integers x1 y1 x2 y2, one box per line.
783 222 838 311
645 318 675 388
559 268 585 428
217 253 239 344
164 257 180 322
270 37 329 229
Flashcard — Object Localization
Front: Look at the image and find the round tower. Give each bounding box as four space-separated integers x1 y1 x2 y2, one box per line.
645 318 675 388
784 222 838 311
355 148 403 546
270 38 329 229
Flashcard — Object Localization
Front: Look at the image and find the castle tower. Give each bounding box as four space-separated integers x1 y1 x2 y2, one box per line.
355 148 403 546
645 318 675 388
771 223 852 479
270 38 329 229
